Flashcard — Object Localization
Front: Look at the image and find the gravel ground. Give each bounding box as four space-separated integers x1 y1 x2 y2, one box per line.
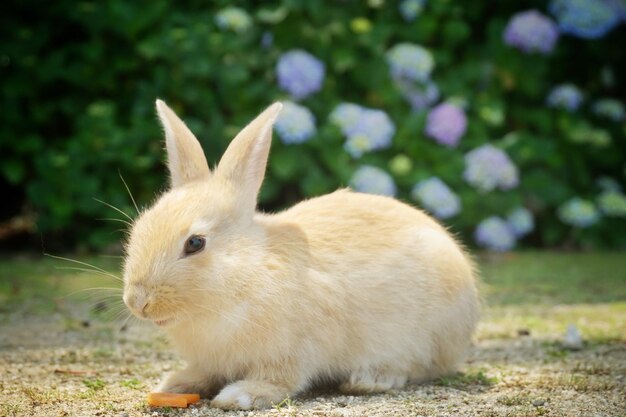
1 297 625 417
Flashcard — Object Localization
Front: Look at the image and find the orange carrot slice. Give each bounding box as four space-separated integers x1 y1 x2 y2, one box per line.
147 392 200 408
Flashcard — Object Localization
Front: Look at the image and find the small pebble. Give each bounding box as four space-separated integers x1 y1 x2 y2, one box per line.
533 399 546 407
563 324 584 350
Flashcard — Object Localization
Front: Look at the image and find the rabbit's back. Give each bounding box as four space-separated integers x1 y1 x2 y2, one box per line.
267 189 479 380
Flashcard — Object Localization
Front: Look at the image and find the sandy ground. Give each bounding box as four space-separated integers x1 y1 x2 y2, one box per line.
1 299 625 417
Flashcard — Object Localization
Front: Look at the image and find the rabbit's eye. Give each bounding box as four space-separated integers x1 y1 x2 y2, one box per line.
184 235 205 255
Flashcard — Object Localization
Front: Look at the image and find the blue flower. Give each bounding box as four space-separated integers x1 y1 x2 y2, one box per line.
604 0 626 21
400 80 439 112
549 0 621 39
276 50 325 100
475 217 517 252
547 84 584 111
350 166 397 197
274 101 316 144
503 10 559 54
597 190 626 217
558 198 600 227
399 0 426 22
215 7 252 33
507 207 534 238
329 103 363 130
330 103 395 158
464 145 519 192
424 103 468 147
592 98 625 122
386 43 435 83
261 32 274 49
411 177 461 219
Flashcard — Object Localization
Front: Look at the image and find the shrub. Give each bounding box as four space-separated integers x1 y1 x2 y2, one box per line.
1 0 625 250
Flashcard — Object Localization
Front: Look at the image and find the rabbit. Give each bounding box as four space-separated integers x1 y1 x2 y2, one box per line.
122 100 479 410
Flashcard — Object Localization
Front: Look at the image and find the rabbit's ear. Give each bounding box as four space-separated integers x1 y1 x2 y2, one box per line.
156 99 211 188
216 102 283 215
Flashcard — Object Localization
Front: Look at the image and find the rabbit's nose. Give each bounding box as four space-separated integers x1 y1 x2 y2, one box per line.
123 286 150 318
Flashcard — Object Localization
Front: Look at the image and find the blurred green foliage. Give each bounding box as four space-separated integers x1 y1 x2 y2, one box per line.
0 0 625 250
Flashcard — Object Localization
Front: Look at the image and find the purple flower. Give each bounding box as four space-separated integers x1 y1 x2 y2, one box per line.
411 177 461 219
274 101 316 144
276 50 325 100
464 145 519 192
549 0 621 39
558 198 600 227
547 84 584 111
507 207 534 237
330 103 395 158
349 166 397 197
424 103 467 147
386 43 435 83
475 217 517 251
503 10 559 54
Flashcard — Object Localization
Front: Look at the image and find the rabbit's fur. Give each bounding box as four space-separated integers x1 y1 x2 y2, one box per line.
123 101 479 410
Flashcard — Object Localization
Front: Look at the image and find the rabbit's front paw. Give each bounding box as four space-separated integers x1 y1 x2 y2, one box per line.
211 380 290 410
156 368 217 397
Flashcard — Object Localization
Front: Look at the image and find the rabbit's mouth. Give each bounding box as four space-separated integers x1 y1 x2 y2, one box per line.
154 318 173 327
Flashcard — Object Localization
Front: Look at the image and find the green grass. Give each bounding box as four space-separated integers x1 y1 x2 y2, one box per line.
479 251 626 305
0 255 122 314
437 369 498 388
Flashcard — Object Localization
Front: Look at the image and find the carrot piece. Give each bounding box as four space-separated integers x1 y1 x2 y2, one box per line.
147 392 200 408
182 393 200 404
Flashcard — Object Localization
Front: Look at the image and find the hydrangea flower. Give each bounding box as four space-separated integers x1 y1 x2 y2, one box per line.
596 176 622 192
401 80 439 112
604 0 626 21
475 217 517 251
349 166 397 197
274 101 316 145
463 145 519 192
424 103 468 147
215 7 252 33
261 32 273 49
558 198 600 227
547 84 584 112
276 50 325 100
549 0 621 39
386 43 435 83
330 103 395 158
597 190 626 217
507 207 534 237
399 0 426 22
592 98 625 122
411 177 461 219
503 10 559 54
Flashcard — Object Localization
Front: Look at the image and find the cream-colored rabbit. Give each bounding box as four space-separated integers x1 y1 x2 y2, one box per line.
123 100 479 410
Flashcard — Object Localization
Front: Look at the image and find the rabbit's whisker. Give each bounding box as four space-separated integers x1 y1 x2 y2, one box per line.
54 266 123 282
97 217 133 227
119 171 140 214
93 198 134 222
45 253 123 281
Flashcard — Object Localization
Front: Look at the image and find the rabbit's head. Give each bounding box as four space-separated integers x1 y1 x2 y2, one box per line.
122 100 282 327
